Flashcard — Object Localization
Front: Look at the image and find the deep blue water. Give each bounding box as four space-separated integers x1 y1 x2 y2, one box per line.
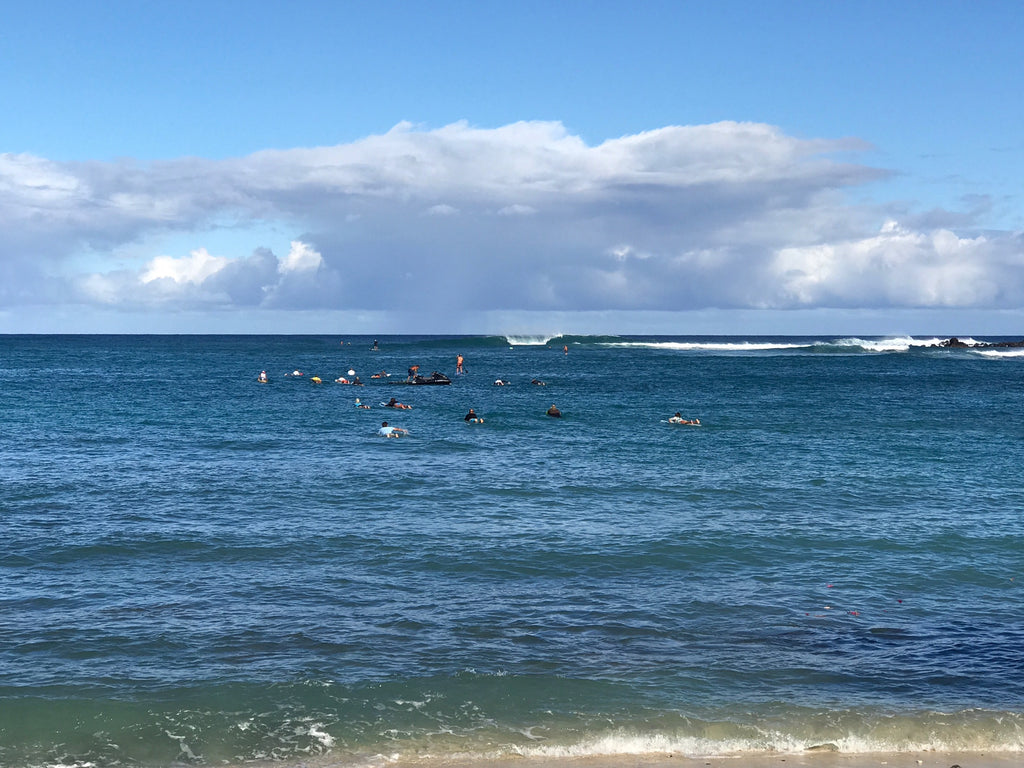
2 334 1023 767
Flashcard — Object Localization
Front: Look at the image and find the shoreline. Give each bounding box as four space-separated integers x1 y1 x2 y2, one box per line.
265 751 1024 768
366 754 1021 768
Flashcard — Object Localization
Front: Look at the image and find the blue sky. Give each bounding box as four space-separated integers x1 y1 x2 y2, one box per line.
2 1 1022 334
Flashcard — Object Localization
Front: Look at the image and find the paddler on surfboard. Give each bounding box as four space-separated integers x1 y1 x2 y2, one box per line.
668 412 700 425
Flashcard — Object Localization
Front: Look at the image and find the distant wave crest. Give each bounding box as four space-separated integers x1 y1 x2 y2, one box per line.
604 340 811 352
503 334 561 346
832 335 966 352
975 347 1024 358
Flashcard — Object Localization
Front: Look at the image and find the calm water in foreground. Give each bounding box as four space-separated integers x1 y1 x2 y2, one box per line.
2 334 1023 767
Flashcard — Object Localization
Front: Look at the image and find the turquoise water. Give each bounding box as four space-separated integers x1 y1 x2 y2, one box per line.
2 334 1023 767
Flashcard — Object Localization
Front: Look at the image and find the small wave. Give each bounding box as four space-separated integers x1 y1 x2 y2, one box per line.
975 348 1024 358
831 336 951 352
505 709 1024 758
502 334 628 347
603 340 812 352
504 334 561 346
308 723 336 749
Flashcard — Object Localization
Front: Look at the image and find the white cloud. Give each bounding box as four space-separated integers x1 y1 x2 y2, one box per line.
278 240 323 274
141 248 230 284
0 152 82 207
0 120 1021 325
427 204 459 216
771 220 1001 308
609 245 651 262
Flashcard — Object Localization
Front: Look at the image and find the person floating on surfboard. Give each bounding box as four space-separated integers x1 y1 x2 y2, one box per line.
378 421 407 438
546 404 562 418
668 412 700 425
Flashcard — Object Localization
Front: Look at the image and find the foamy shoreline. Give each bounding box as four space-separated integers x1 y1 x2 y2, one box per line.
286 753 1023 768
376 754 1018 768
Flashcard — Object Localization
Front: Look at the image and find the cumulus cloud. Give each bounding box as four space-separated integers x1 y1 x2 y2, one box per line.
1 120 1021 321
769 220 1022 308
278 241 323 274
141 248 230 284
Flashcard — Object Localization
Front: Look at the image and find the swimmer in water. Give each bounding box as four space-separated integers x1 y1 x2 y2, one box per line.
546 404 562 418
378 421 406 438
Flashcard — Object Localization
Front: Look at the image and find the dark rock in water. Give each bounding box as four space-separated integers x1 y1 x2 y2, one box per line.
938 337 1024 348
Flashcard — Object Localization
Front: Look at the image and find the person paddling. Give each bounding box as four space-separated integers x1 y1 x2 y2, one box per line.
378 421 407 438
668 412 700 425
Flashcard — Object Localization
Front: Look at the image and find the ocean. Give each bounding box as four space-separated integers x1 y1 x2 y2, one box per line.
2 334 1023 767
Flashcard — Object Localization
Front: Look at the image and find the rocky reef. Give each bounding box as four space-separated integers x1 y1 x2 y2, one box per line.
938 337 1024 348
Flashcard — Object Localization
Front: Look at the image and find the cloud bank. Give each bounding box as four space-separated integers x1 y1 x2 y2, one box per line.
1 120 1021 327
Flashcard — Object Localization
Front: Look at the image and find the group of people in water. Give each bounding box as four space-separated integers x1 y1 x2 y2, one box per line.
266 369 365 385
259 355 699 439
376 404 699 437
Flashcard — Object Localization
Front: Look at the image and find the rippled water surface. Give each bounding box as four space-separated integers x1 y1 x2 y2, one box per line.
2 334 1023 766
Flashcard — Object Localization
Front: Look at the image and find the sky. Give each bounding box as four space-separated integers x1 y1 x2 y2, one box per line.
2 0 1022 336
